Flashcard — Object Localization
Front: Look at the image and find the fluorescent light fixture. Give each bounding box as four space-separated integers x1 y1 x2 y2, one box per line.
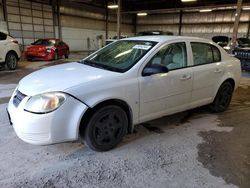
107 4 118 9
137 12 148 16
243 7 250 10
199 9 212 12
181 0 197 2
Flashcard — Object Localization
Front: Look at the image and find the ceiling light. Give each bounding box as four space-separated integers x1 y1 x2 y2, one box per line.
107 4 118 9
181 0 197 2
243 7 250 10
137 12 148 16
199 9 212 12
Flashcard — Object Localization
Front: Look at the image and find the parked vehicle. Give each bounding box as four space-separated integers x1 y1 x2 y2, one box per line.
212 36 231 51
25 39 69 61
0 31 21 70
233 38 250 70
8 36 241 151
137 30 174 36
105 35 128 45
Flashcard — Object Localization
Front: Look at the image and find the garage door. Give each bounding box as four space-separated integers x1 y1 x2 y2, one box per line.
6 0 54 49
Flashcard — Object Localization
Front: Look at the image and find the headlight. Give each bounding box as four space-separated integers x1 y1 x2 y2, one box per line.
24 92 68 113
45 47 52 53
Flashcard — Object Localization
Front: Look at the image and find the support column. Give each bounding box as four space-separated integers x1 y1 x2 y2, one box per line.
246 19 250 38
2 0 9 32
57 0 62 40
117 0 121 39
134 14 137 35
178 10 183 36
230 0 243 53
105 0 108 39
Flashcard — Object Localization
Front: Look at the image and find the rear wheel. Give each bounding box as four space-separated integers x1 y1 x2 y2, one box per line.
84 105 128 151
6 52 17 70
210 82 233 113
65 50 69 59
54 51 59 60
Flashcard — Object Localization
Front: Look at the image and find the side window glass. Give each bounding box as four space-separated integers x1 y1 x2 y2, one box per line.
212 46 221 62
148 42 187 71
0 32 7 41
191 42 214 65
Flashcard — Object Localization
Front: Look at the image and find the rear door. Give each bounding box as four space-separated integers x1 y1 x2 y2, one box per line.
189 42 224 108
0 32 7 62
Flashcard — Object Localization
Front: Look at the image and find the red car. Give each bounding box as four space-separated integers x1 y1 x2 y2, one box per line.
25 39 69 61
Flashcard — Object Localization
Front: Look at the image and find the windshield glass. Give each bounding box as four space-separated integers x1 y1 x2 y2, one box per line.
33 39 55 46
82 40 157 73
237 38 250 47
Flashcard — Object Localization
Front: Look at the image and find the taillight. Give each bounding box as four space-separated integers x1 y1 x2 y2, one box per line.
11 39 18 44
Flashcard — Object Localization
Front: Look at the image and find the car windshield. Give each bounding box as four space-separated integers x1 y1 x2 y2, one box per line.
33 39 55 46
81 40 157 73
237 38 250 47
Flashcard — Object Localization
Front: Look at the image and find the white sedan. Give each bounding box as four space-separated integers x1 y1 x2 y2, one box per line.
7 36 241 151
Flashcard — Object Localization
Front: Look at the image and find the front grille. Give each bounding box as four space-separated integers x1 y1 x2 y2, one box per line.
13 90 26 107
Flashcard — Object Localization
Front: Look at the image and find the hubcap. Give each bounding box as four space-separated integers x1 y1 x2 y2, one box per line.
94 111 123 145
7 55 17 69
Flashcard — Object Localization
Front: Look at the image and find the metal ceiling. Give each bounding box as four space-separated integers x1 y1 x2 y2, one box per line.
28 0 250 13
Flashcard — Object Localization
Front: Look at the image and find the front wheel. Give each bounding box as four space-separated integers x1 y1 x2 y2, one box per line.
84 105 128 151
6 52 18 70
210 82 233 113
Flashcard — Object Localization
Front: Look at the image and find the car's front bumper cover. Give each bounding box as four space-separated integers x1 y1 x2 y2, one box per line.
7 91 88 145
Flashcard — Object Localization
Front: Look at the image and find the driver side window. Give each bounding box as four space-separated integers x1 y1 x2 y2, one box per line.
148 42 187 71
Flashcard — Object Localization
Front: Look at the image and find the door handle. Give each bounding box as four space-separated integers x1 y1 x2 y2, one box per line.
214 69 222 73
180 74 191 81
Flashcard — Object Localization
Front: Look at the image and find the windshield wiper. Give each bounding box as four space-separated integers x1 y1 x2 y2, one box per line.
83 60 108 70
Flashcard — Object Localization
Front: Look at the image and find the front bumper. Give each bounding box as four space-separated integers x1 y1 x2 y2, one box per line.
7 91 88 145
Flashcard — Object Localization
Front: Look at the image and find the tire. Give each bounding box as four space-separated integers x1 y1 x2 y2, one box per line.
54 51 59 60
84 105 128 151
210 82 233 113
65 50 69 59
5 52 18 70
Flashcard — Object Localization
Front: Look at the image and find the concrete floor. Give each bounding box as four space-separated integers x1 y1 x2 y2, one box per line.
0 56 250 188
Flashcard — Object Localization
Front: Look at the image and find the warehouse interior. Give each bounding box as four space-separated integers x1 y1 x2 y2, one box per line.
0 0 250 51
1 0 250 187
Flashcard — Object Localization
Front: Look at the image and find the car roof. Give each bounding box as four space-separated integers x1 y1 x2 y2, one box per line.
121 35 212 43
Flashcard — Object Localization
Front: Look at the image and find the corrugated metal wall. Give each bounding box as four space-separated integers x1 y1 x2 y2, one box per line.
6 0 54 48
137 10 250 39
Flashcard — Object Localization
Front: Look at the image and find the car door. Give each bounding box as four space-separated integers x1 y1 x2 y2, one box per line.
189 42 224 108
139 42 193 122
0 32 7 62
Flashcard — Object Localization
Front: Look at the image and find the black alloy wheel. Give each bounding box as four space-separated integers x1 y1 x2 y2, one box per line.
6 52 17 70
84 105 128 151
210 82 233 113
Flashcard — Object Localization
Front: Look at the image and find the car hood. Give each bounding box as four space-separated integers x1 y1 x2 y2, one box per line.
18 62 120 96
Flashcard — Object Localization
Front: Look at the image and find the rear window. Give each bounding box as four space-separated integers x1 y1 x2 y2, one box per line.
191 42 221 65
33 39 55 46
0 32 7 41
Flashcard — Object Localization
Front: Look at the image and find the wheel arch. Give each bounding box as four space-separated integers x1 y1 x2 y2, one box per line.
78 98 134 139
213 77 236 101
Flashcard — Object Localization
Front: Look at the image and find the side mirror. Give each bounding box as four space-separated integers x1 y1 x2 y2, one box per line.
142 64 168 76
